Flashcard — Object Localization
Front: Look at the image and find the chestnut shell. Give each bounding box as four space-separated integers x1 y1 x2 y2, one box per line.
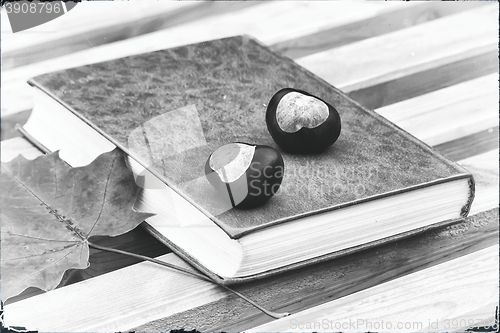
205 143 284 209
266 88 341 153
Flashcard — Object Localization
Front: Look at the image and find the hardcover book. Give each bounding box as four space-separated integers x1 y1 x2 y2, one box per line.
22 36 474 283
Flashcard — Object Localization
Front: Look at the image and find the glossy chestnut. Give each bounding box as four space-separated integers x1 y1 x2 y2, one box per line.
266 88 341 153
205 142 284 209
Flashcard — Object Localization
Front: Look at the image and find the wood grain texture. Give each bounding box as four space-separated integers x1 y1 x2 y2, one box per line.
296 5 498 92
248 245 499 332
1 1 407 80
4 3 496 118
137 208 500 332
3 208 497 332
1 2 192 52
436 127 499 161
1 2 200 68
347 49 499 110
272 1 487 59
3 253 227 332
375 74 499 146
1 1 408 117
1 2 264 70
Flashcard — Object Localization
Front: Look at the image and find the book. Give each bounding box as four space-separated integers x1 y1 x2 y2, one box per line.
22 35 474 283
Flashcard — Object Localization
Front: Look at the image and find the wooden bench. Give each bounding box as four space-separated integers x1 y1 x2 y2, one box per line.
1 2 498 331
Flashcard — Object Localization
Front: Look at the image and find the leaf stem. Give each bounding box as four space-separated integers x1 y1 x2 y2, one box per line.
87 241 290 319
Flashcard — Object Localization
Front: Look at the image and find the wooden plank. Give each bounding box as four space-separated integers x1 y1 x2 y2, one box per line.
4 254 228 332
375 74 498 146
435 126 499 161
248 245 499 332
6 208 494 333
296 5 498 92
3 4 497 118
348 49 498 110
0 2 192 53
1 1 410 117
2 1 408 78
1 1 258 69
271 1 487 59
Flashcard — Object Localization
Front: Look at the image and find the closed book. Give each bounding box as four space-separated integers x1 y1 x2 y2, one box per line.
23 35 474 283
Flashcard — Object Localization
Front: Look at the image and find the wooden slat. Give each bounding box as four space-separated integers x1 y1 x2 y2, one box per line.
4 254 227 332
375 74 499 146
4 4 498 118
296 5 498 92
0 2 195 53
248 245 499 332
271 1 487 59
348 49 499 110
1 1 409 78
1 1 410 117
123 210 500 332
435 126 499 161
7 208 494 333
1 1 258 69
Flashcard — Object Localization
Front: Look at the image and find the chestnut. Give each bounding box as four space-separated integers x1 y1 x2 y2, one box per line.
205 142 284 209
266 88 341 153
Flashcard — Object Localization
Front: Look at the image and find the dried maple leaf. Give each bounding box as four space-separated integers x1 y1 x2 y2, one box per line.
0 148 151 300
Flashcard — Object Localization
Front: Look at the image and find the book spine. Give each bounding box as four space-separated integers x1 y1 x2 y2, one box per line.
461 175 475 218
